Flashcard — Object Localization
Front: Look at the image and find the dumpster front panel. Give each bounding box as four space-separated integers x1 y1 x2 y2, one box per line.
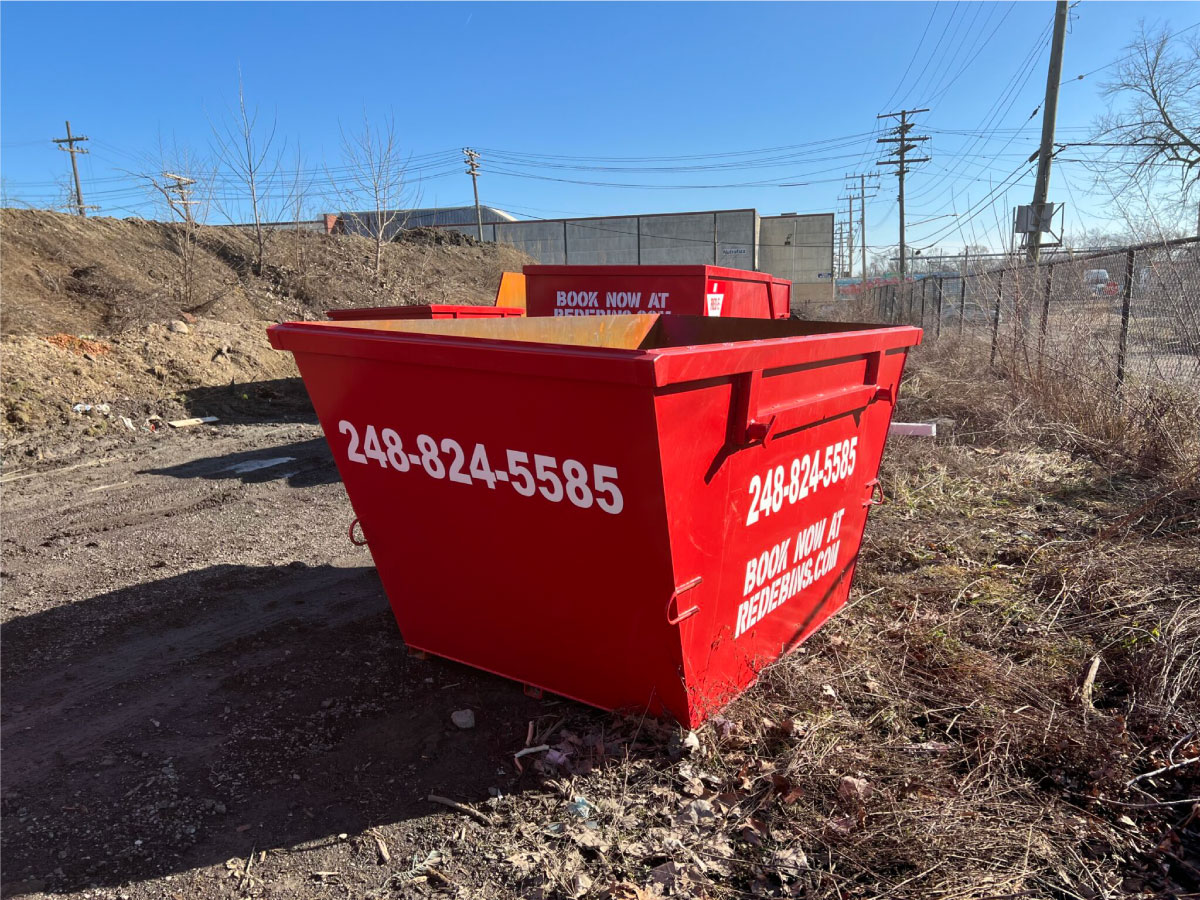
650 336 918 725
285 338 695 719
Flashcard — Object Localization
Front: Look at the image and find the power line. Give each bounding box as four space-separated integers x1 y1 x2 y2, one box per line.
877 2 940 114
1059 20 1200 87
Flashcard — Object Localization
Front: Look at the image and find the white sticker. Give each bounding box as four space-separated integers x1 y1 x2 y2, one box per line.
705 293 724 316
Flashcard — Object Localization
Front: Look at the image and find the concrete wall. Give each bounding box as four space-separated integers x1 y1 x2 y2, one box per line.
495 221 567 263
758 213 835 303
563 217 639 264
474 210 759 269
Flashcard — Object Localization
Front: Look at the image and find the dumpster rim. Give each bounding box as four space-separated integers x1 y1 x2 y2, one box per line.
267 320 922 390
326 304 525 320
523 263 784 284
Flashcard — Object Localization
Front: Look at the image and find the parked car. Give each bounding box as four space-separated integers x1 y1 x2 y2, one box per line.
1084 268 1118 296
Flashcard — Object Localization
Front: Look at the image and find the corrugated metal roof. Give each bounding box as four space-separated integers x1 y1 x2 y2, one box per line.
339 206 516 240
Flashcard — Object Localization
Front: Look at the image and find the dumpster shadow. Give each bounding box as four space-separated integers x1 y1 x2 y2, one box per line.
181 377 316 426
143 437 340 488
0 562 562 894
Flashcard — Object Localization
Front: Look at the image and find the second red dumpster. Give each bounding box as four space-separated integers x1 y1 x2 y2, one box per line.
523 265 791 318
268 314 920 727
327 304 524 320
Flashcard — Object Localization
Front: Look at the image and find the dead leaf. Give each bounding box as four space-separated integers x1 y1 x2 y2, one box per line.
676 798 717 828
772 846 810 881
837 775 873 809
768 773 805 805
824 815 858 838
602 880 654 900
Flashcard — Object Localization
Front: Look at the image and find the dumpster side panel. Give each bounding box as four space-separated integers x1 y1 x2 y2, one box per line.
653 340 916 725
287 347 690 719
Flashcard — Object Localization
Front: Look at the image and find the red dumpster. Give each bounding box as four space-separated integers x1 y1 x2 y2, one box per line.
523 265 791 319
327 304 524 320
268 315 921 726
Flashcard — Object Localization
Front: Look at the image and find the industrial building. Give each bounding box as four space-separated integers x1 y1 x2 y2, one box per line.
333 206 835 305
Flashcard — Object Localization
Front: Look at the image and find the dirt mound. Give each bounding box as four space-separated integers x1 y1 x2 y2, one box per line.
396 225 481 247
0 209 531 336
0 209 532 459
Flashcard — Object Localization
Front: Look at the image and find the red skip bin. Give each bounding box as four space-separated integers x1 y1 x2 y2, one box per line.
523 265 791 319
268 314 921 727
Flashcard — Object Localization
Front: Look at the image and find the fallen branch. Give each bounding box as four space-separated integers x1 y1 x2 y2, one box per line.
1126 756 1200 790
427 794 496 826
1070 792 1199 809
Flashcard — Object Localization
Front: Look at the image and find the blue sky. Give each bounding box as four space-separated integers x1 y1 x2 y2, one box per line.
1 1 1195 255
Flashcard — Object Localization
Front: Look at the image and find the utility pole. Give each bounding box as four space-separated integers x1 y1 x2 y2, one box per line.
845 173 878 283
847 195 855 280
876 108 930 282
160 172 198 224
52 120 90 217
836 220 845 278
463 148 483 241
1026 0 1069 263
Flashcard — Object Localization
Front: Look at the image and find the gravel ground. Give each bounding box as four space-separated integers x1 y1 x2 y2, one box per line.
1 421 552 899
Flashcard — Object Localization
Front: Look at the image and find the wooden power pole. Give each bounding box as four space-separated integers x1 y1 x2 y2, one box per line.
846 173 878 282
52 120 90 217
463 148 483 240
1026 0 1069 263
161 173 198 224
847 195 855 280
877 108 930 282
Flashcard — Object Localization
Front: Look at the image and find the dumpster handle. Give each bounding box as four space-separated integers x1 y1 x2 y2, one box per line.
667 576 703 625
736 352 891 445
863 479 885 508
349 517 369 546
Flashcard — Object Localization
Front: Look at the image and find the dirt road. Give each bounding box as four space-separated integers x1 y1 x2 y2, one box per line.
1 417 555 898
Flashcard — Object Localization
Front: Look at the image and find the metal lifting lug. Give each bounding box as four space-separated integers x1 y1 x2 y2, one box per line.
862 479 886 508
667 576 703 625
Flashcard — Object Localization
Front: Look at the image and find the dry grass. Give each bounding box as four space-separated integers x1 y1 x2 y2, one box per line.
899 335 1200 480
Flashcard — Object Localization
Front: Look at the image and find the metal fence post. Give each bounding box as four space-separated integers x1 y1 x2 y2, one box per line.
1037 264 1053 377
990 270 1004 366
958 272 967 338
920 278 928 329
1116 248 1135 386
935 277 944 340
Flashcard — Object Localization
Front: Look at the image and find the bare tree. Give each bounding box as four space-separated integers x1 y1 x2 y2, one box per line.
1092 24 1200 217
332 113 411 276
140 139 219 313
211 69 284 273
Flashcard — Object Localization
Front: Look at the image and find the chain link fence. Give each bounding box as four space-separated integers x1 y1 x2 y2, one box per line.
860 237 1200 471
864 237 1199 389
